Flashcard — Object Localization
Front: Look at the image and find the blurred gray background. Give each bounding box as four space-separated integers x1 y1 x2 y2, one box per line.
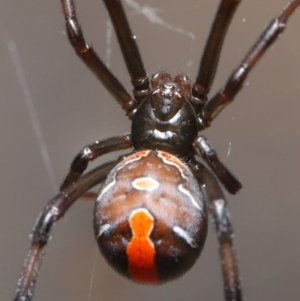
1 0 300 300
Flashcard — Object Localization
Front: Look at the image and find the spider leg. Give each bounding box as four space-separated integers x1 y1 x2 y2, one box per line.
60 134 132 191
198 0 300 130
103 0 150 103
191 0 241 109
13 158 122 301
60 0 136 117
193 135 242 194
79 191 99 201
190 161 243 301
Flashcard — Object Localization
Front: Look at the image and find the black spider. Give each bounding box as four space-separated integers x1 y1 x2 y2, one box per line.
13 0 300 301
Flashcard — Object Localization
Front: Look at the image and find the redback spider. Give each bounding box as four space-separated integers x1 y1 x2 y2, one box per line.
10 0 300 301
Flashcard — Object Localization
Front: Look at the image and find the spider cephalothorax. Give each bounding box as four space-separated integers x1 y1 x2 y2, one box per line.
132 73 198 161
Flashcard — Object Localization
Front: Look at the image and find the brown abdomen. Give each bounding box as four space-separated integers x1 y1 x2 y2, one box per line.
94 150 207 284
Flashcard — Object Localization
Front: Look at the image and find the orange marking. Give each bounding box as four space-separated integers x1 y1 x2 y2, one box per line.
126 209 158 284
158 150 186 169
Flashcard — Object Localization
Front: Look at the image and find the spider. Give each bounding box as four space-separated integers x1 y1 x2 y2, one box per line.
13 0 300 300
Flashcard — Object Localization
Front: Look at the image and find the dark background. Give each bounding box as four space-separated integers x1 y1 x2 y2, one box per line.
1 0 300 300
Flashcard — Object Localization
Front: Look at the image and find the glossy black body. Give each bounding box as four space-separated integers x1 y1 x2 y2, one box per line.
12 1 300 301
132 82 198 162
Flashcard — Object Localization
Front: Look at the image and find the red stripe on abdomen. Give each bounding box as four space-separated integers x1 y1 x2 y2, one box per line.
126 208 158 284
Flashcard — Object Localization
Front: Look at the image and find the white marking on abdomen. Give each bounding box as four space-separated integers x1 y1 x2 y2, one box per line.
98 223 111 237
97 178 116 201
173 226 198 248
157 151 188 180
178 184 202 211
132 177 160 191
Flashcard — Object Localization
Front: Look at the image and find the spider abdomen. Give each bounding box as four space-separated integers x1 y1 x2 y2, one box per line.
94 150 208 284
